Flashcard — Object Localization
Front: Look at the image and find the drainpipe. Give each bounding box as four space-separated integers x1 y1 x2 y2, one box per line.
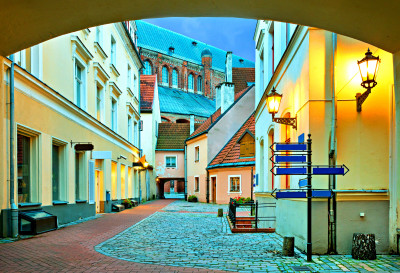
328 32 338 254
9 55 18 238
184 143 188 200
138 65 142 204
206 170 210 203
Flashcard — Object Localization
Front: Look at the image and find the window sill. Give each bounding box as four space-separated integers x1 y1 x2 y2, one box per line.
194 160 199 163
52 201 68 206
76 200 87 204
19 202 42 208
228 192 242 195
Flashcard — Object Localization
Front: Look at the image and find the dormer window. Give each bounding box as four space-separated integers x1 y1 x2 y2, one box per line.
169 46 175 53
192 41 197 46
239 59 244 63
238 130 255 158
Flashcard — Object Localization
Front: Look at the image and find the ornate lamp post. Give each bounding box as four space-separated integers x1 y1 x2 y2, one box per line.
266 86 297 129
356 49 381 112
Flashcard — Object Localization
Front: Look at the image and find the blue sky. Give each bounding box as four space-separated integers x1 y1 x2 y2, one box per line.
143 18 257 62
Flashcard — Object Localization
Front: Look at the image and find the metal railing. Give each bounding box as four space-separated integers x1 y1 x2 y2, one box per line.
228 198 276 230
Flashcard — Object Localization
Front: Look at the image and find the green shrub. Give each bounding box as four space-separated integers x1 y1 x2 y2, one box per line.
188 195 198 202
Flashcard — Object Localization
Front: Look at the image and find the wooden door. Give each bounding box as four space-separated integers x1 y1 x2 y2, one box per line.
212 177 217 203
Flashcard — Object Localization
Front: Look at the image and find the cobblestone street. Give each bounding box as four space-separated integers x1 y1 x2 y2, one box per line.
1 199 400 272
97 201 400 272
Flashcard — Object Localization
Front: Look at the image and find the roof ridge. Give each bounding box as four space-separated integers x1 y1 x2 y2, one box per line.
137 20 254 63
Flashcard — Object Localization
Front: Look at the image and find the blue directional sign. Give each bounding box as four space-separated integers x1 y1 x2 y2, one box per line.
276 191 306 199
275 144 307 151
312 190 332 198
312 165 348 175
275 155 307 163
276 167 307 175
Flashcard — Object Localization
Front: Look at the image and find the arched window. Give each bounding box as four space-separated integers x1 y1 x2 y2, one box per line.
162 66 169 84
188 74 194 91
172 69 178 87
197 76 202 92
143 61 152 75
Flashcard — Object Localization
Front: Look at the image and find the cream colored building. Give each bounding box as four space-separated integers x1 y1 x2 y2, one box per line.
0 21 158 237
254 21 394 254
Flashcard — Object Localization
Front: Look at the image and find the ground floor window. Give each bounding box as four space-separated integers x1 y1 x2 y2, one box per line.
52 145 61 200
111 161 118 200
194 176 199 192
229 176 241 193
121 164 126 199
18 134 31 203
75 152 86 201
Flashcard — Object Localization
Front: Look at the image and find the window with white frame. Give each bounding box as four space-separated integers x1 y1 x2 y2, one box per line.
134 121 138 146
52 143 67 201
128 115 133 143
74 61 86 109
162 66 169 84
133 74 138 96
172 69 178 87
30 45 42 80
188 74 194 91
197 76 202 92
166 156 177 168
194 176 200 192
75 152 86 201
127 64 132 89
96 26 103 46
229 176 241 193
111 97 118 131
14 50 26 68
143 61 152 75
111 36 116 66
96 83 104 122
195 146 199 162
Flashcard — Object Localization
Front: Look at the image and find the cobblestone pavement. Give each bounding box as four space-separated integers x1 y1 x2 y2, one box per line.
97 200 400 272
0 199 229 273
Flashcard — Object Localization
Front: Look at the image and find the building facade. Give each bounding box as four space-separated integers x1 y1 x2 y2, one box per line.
254 20 394 254
0 21 155 237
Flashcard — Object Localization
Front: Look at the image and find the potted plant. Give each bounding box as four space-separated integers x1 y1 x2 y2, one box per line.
188 195 198 202
122 199 133 208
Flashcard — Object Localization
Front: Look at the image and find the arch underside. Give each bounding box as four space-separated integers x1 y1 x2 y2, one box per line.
1 0 400 56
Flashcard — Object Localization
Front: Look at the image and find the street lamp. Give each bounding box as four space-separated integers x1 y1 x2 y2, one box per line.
266 86 297 129
356 49 381 112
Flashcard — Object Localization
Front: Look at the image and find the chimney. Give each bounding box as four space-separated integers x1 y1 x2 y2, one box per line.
215 85 221 110
220 52 234 114
225 51 233 82
190 115 195 134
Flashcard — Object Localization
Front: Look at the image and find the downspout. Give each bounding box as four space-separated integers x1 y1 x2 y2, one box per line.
138 62 142 204
206 170 210 203
328 32 338 254
9 55 18 237
184 143 188 201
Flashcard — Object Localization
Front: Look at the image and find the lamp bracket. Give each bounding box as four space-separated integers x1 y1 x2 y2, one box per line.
356 88 371 112
273 116 297 130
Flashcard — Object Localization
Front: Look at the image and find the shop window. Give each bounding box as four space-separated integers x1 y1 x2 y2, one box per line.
52 144 67 202
18 134 31 203
121 164 126 199
75 152 87 201
111 161 117 200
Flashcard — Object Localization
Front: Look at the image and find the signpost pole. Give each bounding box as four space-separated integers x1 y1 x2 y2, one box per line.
307 134 312 262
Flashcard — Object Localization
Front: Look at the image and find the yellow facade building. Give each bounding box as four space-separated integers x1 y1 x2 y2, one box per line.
0 21 156 237
254 21 395 254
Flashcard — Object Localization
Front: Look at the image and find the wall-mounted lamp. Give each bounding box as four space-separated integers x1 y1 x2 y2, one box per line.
266 87 297 129
117 155 127 160
356 49 381 112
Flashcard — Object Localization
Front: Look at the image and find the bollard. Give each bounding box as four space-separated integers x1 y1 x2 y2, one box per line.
218 208 223 217
282 237 295 256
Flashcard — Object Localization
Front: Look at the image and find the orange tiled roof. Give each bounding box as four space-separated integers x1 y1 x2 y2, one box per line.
208 113 255 168
232 67 255 95
156 123 191 150
140 75 157 111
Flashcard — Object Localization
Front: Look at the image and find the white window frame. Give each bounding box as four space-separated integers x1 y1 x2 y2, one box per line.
127 64 132 89
127 114 133 143
30 44 43 80
51 138 68 202
96 26 103 47
111 96 118 132
228 175 242 194
134 121 138 146
95 81 105 122
165 155 177 168
75 151 88 201
194 146 200 162
73 56 88 110
14 50 26 69
194 176 200 193
133 74 138 97
111 35 117 66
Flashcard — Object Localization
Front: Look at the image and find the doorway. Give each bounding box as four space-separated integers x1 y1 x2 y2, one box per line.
95 160 103 213
211 176 217 203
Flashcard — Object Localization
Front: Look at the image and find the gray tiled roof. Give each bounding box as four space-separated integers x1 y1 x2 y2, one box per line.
136 20 255 72
158 86 215 117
